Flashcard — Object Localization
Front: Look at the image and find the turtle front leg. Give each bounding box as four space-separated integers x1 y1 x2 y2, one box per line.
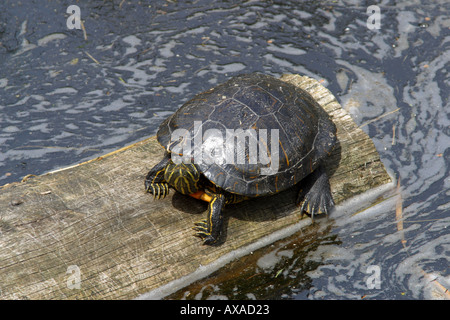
145 152 171 199
193 192 226 245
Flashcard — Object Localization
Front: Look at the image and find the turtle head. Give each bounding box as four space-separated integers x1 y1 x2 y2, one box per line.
164 160 201 195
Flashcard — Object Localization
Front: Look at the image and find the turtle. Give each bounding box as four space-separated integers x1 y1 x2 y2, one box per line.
145 73 337 245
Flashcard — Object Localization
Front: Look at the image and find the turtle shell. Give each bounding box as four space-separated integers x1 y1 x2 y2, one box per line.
157 73 336 197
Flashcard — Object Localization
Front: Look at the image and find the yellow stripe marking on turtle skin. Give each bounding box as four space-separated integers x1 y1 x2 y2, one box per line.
165 163 200 195
208 195 218 234
151 168 166 183
193 194 222 238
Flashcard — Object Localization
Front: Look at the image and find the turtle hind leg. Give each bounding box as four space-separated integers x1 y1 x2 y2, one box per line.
296 165 334 219
193 192 226 245
145 152 171 199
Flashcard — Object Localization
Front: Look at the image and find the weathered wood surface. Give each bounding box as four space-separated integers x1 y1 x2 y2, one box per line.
0 75 391 300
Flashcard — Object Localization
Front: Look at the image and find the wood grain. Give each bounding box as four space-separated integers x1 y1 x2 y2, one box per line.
0 75 391 299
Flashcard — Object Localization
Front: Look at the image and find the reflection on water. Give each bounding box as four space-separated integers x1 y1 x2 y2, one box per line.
167 223 342 300
1 0 448 299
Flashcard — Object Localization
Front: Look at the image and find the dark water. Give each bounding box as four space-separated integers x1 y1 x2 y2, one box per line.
0 1 448 299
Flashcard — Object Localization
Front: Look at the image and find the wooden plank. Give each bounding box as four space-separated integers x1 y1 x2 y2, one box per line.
0 75 391 300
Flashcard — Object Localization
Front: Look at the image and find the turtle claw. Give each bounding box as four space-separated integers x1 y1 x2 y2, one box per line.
193 220 217 245
193 219 210 237
193 219 208 229
194 233 217 245
300 192 333 220
145 182 169 200
297 166 334 220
